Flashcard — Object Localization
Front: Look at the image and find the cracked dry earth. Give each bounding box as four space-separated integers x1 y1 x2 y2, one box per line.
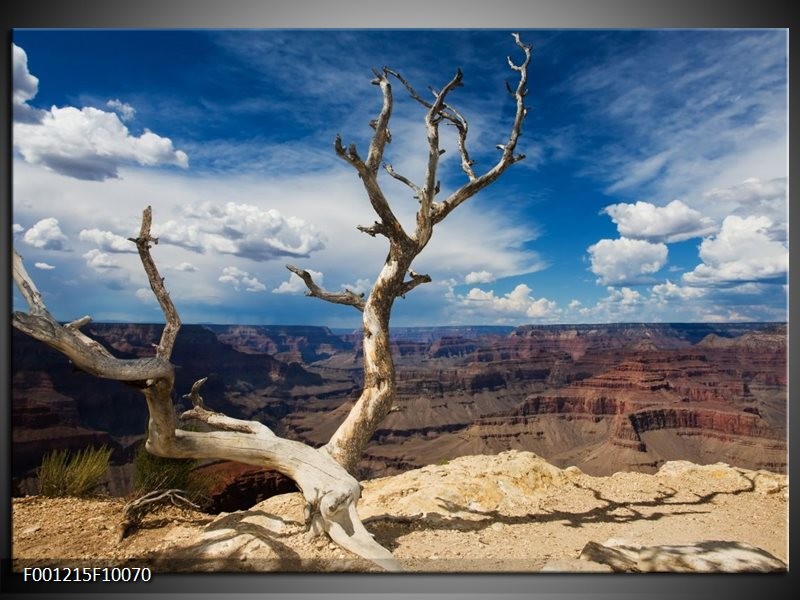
12 451 788 573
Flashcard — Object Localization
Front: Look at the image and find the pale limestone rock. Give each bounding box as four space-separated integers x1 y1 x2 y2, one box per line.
579 538 786 573
358 450 569 520
657 461 788 497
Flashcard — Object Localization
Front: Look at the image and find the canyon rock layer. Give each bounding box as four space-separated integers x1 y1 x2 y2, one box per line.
11 322 786 497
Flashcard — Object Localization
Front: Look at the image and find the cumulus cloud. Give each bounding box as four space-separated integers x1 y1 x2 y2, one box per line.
219 266 266 292
699 177 787 237
462 284 558 319
273 269 323 294
34 262 55 270
14 107 189 181
12 44 40 123
682 215 787 286
595 286 643 314
12 44 188 181
157 201 325 261
106 99 136 121
82 249 131 289
587 237 668 285
79 228 137 253
464 270 495 284
602 199 716 243
22 217 69 250
13 224 25 234
650 280 706 303
83 248 121 270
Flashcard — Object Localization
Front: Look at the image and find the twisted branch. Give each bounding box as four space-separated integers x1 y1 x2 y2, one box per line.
127 206 181 360
286 264 366 311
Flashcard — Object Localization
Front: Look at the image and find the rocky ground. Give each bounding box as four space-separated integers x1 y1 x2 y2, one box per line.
12 451 788 573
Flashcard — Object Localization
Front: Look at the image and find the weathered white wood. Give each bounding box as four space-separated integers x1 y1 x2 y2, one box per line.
11 35 532 573
294 33 533 473
11 219 400 571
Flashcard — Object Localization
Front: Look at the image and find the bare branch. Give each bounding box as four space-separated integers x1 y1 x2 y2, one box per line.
119 489 200 541
385 68 434 110
182 376 209 408
12 249 50 317
128 206 181 360
416 69 464 246
180 403 268 434
286 264 366 311
398 271 432 297
365 70 393 173
335 134 411 244
12 250 172 381
383 163 421 198
65 315 91 329
357 222 389 238
430 33 532 226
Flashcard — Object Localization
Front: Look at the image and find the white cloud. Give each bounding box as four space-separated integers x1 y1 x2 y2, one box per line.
462 284 558 319
569 31 786 204
590 286 643 317
682 215 787 285
602 199 716 243
650 280 705 303
464 270 495 284
219 266 266 292
106 99 136 122
698 177 787 236
13 224 25 234
605 149 672 193
12 44 39 123
157 201 325 262
172 262 198 272
82 249 132 290
587 237 668 285
34 262 55 270
12 44 188 181
604 286 642 307
83 248 121 270
273 269 324 294
79 228 137 253
22 217 69 250
14 106 189 181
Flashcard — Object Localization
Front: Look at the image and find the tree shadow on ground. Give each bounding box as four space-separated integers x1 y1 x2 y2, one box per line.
139 508 312 572
363 472 758 551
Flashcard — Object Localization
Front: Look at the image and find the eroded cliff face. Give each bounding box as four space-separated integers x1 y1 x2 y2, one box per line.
343 324 786 478
12 322 786 496
10 324 330 492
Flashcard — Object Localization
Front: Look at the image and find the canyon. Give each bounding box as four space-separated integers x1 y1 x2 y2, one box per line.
10 322 787 502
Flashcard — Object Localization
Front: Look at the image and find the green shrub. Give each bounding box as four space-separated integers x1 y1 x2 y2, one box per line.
131 439 215 508
38 446 112 497
132 442 196 494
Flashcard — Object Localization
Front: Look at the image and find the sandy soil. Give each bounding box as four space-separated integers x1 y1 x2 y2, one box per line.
11 454 788 573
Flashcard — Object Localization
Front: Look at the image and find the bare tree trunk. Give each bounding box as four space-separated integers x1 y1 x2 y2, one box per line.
324 251 410 472
11 33 533 572
11 216 400 571
292 33 532 475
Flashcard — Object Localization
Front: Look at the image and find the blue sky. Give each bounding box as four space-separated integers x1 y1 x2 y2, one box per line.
11 29 788 327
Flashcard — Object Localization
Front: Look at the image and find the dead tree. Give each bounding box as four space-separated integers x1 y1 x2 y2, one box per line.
11 33 532 571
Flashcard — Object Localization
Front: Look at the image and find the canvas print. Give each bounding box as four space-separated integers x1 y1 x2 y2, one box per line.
10 29 787 574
